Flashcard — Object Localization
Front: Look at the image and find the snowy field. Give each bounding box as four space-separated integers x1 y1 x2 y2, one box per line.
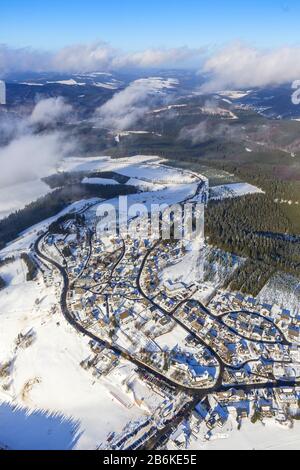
0 165 199 260
189 419 300 450
1 154 195 221
218 90 253 100
45 79 120 90
210 182 264 200
60 155 198 185
82 177 119 186
133 77 179 91
155 324 189 351
0 155 204 254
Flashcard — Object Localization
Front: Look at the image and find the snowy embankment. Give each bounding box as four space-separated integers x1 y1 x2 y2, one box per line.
210 182 264 200
0 198 102 258
82 177 119 186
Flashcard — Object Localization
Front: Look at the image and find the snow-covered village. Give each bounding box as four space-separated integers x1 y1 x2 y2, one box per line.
1 1 300 454
0 155 299 450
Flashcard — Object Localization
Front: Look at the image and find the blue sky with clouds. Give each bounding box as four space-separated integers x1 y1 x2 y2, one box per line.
1 0 299 50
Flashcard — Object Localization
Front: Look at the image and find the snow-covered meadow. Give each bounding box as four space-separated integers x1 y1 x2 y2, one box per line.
210 182 264 200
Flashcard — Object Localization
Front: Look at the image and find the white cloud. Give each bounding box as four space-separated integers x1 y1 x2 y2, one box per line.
52 42 116 73
0 132 75 187
30 97 73 126
202 42 300 91
95 79 173 130
179 119 242 144
0 98 76 187
2 40 300 91
112 46 202 69
0 44 50 75
0 42 202 75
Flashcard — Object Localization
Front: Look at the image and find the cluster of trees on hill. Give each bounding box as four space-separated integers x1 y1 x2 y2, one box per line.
0 256 15 291
0 276 6 290
49 213 85 235
206 191 300 294
43 172 86 188
21 253 38 281
0 256 15 268
224 260 276 296
89 171 130 184
43 171 130 189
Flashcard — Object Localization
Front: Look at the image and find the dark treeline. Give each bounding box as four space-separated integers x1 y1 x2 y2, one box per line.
0 256 16 290
0 256 15 268
43 172 86 188
43 171 130 189
89 171 130 184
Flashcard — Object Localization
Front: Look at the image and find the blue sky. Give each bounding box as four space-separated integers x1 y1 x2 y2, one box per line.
1 0 299 50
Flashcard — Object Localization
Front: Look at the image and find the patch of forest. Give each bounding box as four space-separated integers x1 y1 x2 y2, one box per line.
43 170 130 189
0 256 15 268
0 256 15 290
206 191 300 295
0 275 6 290
223 260 276 297
88 171 130 184
43 172 86 188
48 213 85 234
21 253 38 281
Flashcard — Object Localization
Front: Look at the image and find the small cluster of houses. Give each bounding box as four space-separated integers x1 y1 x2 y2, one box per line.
81 341 120 378
168 386 300 449
209 291 300 343
176 302 254 366
175 301 293 375
223 311 283 343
